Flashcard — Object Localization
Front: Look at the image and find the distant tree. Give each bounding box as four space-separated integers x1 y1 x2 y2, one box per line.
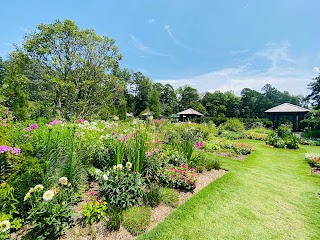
132 72 152 115
0 51 30 120
177 85 200 111
0 57 5 87
150 89 161 118
307 73 320 109
17 19 122 119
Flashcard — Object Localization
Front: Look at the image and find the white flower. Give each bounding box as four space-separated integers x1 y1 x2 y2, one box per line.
113 116 119 121
24 192 31 201
116 164 123 171
126 162 132 169
95 169 102 175
42 190 55 201
0 220 10 233
102 174 108 181
59 177 68 185
34 184 44 191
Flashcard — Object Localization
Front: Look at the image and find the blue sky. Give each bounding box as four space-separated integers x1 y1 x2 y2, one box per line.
1 0 319 95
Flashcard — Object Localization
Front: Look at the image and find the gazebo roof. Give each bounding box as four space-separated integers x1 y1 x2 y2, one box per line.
177 108 204 116
265 103 309 113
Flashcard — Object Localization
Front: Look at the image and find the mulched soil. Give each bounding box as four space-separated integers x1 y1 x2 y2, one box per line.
59 169 227 240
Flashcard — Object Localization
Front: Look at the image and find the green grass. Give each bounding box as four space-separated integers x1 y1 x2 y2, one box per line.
139 140 320 240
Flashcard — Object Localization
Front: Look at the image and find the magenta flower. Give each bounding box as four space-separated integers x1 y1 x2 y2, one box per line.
89 191 95 196
29 124 39 129
24 127 30 132
12 148 21 155
0 146 11 153
121 135 126 142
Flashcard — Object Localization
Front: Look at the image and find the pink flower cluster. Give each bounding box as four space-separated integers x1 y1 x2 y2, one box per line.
76 119 86 124
23 123 39 132
194 141 204 149
48 119 63 127
0 145 21 155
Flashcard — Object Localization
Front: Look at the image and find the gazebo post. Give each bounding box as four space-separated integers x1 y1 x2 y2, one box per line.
275 114 279 128
292 114 297 132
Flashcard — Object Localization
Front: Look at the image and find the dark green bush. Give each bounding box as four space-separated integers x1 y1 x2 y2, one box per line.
122 206 151 236
204 158 221 170
159 188 179 208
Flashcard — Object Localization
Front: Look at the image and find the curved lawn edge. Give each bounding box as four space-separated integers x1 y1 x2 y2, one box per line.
139 140 320 240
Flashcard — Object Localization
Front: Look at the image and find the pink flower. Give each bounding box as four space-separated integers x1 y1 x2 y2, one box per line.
12 148 21 155
154 148 159 153
29 124 38 129
76 119 85 124
145 152 152 157
24 127 30 132
89 191 95 196
24 134 29 138
121 135 126 142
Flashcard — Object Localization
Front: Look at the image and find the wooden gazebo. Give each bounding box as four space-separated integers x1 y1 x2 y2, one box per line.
265 103 309 131
176 108 204 122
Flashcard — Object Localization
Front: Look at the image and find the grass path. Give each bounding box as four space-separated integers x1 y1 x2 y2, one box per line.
139 140 320 240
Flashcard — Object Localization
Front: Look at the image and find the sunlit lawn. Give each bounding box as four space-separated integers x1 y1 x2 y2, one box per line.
139 140 320 240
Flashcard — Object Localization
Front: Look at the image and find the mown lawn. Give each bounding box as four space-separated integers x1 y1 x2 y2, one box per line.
139 140 320 240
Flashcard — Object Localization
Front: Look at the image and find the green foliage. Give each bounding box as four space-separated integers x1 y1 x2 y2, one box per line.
99 167 144 209
306 73 320 109
7 157 46 217
0 213 23 239
160 163 197 190
0 183 19 216
159 188 179 208
105 206 123 231
122 206 151 236
220 118 245 132
126 129 147 173
81 193 107 226
142 183 161 207
143 151 163 183
266 128 299 149
218 130 245 140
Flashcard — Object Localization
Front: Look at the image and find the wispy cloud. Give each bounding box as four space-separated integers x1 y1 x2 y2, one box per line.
147 18 155 23
229 49 249 55
164 25 199 52
155 41 317 96
130 34 171 57
256 41 294 68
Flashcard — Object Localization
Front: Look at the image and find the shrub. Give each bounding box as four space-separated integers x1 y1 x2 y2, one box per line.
105 206 123 231
143 151 163 183
164 150 188 166
7 157 47 218
159 163 197 190
122 206 152 236
159 188 179 208
266 129 299 149
99 166 144 209
218 130 245 140
305 153 320 168
24 179 75 240
299 138 320 146
220 118 245 132
204 158 221 170
143 183 161 207
232 143 252 155
81 192 107 226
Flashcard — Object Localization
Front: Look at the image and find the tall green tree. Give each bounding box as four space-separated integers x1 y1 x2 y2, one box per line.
307 73 320 109
150 89 161 118
20 19 122 119
0 52 30 120
177 85 200 111
132 72 152 115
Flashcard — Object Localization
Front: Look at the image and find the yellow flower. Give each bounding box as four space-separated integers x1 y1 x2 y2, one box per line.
0 220 10 233
61 201 65 206
28 187 34 193
67 183 71 187
59 177 68 185
34 184 44 191
23 192 31 201
42 190 55 201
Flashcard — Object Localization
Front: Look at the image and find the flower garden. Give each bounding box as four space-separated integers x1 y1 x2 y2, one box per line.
1 116 319 239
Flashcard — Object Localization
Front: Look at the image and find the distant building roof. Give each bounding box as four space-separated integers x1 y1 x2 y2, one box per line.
265 103 309 113
177 108 204 116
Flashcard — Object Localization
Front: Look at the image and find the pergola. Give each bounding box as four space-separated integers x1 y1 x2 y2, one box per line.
265 103 309 131
176 108 204 122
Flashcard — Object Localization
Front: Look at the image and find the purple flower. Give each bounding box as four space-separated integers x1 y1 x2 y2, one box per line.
121 135 126 143
29 124 39 129
11 148 21 155
0 146 11 153
24 127 30 132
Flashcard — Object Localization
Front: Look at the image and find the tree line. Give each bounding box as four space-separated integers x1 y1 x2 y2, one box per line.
0 19 319 121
